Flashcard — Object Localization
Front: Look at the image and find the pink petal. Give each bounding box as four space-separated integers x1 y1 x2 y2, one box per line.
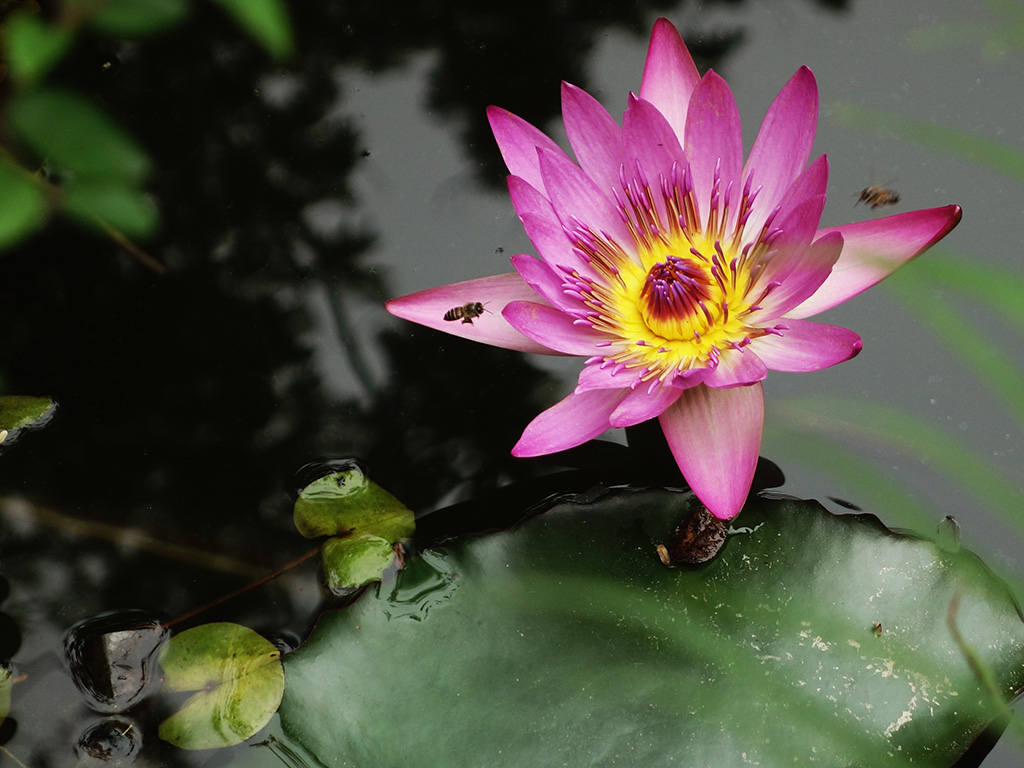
386 273 558 355
507 177 599 281
702 349 768 388
512 388 627 457
562 82 624 195
510 253 576 312
609 382 683 428
684 71 743 229
748 319 862 372
503 300 606 355
506 174 556 219
747 194 827 304
666 368 713 390
639 18 700 140
658 383 765 520
487 106 566 196
537 147 633 246
755 230 843 319
576 362 638 391
621 96 688 227
753 154 829 239
787 204 963 319
623 95 687 176
743 67 818 220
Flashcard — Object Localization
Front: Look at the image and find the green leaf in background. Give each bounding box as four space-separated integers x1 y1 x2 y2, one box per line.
90 0 191 37
3 12 73 85
294 469 414 541
280 489 1024 767
0 163 48 249
63 179 159 238
8 89 151 184
0 395 55 444
158 622 284 750
211 0 293 59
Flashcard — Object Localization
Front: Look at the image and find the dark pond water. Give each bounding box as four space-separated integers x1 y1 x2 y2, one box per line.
1 0 1022 765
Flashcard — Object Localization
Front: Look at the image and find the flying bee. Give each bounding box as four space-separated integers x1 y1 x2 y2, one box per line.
857 185 900 209
443 301 488 324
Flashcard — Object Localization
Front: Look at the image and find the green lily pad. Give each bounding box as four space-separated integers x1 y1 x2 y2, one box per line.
279 489 1024 766
0 663 11 725
158 623 284 750
0 396 55 444
294 468 414 541
322 534 400 594
295 468 415 591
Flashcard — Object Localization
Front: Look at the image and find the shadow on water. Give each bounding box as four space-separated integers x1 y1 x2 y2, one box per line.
0 0 850 764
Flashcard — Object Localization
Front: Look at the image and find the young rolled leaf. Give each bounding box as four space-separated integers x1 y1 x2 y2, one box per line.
280 489 1024 767
158 623 284 750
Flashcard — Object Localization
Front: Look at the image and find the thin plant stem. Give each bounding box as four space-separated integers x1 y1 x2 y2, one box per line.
163 544 321 630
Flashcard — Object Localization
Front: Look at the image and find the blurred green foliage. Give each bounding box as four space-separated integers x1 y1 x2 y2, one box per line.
0 0 293 253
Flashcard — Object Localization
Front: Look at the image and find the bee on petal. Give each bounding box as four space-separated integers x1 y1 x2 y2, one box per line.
443 302 488 324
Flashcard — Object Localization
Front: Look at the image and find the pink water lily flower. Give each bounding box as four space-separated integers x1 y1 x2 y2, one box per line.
387 18 962 520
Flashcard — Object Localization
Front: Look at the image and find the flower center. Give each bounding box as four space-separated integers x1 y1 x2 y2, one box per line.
639 254 718 341
560 159 786 386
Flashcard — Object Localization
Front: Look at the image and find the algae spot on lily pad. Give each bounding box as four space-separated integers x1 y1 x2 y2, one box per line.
294 468 414 591
158 622 284 750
